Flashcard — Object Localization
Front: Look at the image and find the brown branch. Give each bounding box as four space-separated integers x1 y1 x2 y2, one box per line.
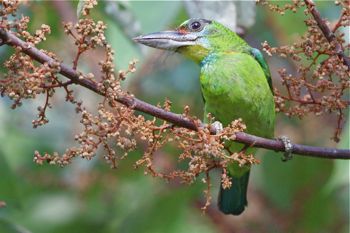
0 28 349 160
304 0 350 70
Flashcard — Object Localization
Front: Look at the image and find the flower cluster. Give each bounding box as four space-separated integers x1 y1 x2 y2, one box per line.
79 0 98 17
260 0 349 142
1 0 349 211
0 6 63 127
0 1 257 209
0 0 19 17
257 0 305 14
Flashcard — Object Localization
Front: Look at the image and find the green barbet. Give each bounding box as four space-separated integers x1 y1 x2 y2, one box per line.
134 18 275 215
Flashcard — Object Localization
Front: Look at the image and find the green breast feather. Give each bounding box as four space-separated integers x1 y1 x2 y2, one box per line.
200 52 275 139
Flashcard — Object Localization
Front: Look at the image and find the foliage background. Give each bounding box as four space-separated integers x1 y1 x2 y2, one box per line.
0 1 348 233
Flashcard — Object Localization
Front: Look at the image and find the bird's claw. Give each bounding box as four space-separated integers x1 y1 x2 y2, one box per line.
212 121 223 133
278 136 293 162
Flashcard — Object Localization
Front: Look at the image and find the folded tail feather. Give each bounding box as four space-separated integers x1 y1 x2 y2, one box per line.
218 171 250 215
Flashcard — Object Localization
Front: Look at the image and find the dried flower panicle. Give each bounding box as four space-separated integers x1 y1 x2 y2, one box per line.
0 3 265 210
0 3 75 128
260 0 350 142
221 170 232 190
257 0 305 15
80 0 98 17
20 23 51 45
34 103 147 168
0 0 19 17
63 14 138 102
0 44 64 128
131 110 255 210
3 0 348 213
64 18 108 71
0 1 141 168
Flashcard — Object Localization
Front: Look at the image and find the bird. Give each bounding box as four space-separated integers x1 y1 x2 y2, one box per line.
134 18 275 215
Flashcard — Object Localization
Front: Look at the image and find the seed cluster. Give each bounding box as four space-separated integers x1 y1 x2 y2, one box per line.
1 0 349 210
79 0 98 17
260 0 349 142
257 0 304 15
0 5 63 127
0 0 258 209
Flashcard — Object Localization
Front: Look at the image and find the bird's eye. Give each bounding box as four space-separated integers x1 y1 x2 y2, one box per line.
189 21 202 31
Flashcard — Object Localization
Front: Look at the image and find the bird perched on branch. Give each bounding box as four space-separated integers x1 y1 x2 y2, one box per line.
134 18 275 215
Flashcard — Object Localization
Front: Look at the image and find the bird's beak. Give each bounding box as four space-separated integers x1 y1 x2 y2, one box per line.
133 31 198 50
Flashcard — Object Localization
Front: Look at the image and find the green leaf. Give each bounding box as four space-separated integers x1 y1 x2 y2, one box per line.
0 218 32 233
0 152 22 210
76 0 86 18
258 151 333 210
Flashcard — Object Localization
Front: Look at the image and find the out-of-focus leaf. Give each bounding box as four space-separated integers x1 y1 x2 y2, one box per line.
296 188 336 232
0 152 22 210
0 218 32 233
259 152 333 210
105 17 141 71
131 1 181 33
104 2 141 40
28 194 80 226
325 120 349 192
323 120 349 228
104 1 146 55
115 186 212 233
76 0 85 18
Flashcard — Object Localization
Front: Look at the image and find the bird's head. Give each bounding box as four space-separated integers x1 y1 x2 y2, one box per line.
134 18 248 63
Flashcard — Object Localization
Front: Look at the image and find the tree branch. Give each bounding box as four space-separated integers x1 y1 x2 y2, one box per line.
304 0 350 70
0 28 349 160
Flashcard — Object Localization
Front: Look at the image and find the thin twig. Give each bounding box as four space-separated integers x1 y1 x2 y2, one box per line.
304 0 350 70
0 28 349 160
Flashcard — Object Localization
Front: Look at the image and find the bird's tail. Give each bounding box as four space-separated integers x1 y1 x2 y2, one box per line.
218 171 250 215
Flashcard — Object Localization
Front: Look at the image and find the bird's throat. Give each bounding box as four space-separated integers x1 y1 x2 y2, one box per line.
177 45 209 64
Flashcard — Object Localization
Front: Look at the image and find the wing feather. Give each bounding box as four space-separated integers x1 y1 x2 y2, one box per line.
249 48 273 92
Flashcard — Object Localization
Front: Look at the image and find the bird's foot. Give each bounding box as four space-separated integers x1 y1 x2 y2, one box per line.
212 121 223 133
278 136 293 162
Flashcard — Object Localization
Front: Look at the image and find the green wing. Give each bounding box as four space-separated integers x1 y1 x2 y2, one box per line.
249 48 273 92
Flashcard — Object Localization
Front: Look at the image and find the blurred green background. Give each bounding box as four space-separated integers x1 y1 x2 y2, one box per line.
0 1 348 233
